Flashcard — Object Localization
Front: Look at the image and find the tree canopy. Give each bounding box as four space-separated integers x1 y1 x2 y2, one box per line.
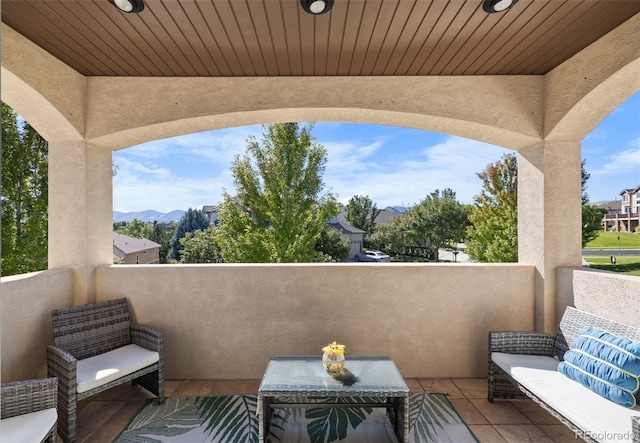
581 160 606 247
404 189 471 257
179 228 223 263
345 195 381 235
115 218 153 239
168 208 210 261
1 103 49 276
465 153 518 263
213 123 339 263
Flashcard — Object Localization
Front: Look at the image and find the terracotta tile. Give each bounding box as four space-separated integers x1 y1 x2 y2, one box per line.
404 378 423 392
470 398 531 425
210 379 261 395
449 397 489 425
468 425 508 442
453 378 489 399
165 379 183 397
170 379 217 396
80 401 147 443
416 378 434 391
507 400 564 426
75 401 126 443
537 424 585 443
428 378 465 398
495 424 553 442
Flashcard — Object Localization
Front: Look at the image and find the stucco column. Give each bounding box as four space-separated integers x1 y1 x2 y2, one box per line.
49 141 113 306
518 141 582 333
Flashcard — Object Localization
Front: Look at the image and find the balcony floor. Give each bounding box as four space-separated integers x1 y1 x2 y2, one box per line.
68 378 582 443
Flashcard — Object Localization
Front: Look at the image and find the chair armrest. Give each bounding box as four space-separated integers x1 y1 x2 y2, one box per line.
131 324 163 353
47 345 78 382
489 331 556 356
1 378 58 419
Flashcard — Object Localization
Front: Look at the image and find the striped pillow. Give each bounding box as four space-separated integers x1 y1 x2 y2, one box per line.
557 327 640 408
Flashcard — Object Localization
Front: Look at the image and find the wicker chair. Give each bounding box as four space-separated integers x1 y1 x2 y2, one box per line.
1 378 58 443
47 298 165 443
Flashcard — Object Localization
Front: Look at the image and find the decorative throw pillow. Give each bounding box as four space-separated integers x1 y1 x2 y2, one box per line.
557 327 640 408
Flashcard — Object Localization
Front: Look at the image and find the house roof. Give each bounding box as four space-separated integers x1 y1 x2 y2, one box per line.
620 185 640 195
375 207 406 225
593 200 622 211
331 212 366 235
113 232 160 259
2 1 638 78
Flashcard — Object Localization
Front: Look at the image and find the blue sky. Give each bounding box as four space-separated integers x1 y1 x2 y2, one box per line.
113 92 640 213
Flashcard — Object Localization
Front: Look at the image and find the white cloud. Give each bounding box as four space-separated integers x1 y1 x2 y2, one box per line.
113 127 512 212
325 136 511 207
593 140 640 174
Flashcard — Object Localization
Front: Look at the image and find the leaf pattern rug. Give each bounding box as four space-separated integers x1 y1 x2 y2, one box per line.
114 393 479 443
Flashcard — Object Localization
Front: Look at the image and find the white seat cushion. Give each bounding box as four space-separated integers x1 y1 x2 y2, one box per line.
77 344 159 393
0 408 57 443
492 352 640 443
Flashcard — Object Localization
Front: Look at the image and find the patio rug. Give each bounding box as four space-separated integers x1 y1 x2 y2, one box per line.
114 392 479 443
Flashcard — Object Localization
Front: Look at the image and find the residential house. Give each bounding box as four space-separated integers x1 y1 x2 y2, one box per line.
602 185 640 232
328 212 365 259
113 232 161 264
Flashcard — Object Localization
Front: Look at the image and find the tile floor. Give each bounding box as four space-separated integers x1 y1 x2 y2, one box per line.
63 378 583 443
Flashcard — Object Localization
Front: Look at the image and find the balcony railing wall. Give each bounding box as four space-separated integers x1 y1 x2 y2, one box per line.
8 263 636 384
1 269 74 382
94 263 536 379
557 266 640 327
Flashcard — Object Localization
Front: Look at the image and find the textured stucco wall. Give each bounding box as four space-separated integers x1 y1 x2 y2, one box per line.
95 263 535 379
1 270 74 382
557 267 640 327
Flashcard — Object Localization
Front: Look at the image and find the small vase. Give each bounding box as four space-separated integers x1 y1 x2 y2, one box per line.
322 351 345 373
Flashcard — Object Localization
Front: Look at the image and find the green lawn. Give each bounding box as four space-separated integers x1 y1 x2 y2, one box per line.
584 231 640 249
583 255 640 276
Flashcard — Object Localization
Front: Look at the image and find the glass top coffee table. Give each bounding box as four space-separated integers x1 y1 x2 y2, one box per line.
258 356 409 442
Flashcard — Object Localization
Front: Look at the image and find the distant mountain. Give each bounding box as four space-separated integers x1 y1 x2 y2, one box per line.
113 210 185 224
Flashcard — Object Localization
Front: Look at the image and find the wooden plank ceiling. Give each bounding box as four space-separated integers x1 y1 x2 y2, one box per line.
2 0 639 77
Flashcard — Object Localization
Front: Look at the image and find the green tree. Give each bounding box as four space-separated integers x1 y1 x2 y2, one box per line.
345 195 381 235
179 228 223 263
168 208 210 261
115 218 153 239
366 216 409 255
213 123 339 263
404 189 471 259
314 227 350 262
581 160 606 247
466 153 518 263
1 103 49 276
149 221 173 264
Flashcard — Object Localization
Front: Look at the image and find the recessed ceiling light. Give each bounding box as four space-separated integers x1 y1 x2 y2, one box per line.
300 0 334 15
108 0 145 14
483 0 518 13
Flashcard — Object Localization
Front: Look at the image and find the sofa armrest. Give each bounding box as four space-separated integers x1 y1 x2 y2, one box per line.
131 324 163 354
489 331 556 356
47 345 78 396
1 378 58 419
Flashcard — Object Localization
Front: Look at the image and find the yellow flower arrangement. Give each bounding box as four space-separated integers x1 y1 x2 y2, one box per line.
322 341 346 373
322 341 346 356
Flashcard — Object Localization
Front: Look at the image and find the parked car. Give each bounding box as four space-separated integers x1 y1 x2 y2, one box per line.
355 250 391 262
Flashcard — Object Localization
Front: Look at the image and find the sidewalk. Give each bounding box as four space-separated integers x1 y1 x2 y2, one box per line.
438 244 469 262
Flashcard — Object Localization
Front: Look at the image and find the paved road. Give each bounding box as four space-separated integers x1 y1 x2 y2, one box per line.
582 249 640 256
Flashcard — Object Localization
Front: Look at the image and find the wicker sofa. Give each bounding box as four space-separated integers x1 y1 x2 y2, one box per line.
1 378 58 443
47 298 165 443
489 307 640 443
